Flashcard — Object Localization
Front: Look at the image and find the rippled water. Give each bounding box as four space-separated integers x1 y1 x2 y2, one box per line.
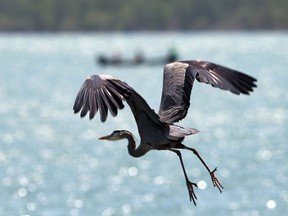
0 31 287 215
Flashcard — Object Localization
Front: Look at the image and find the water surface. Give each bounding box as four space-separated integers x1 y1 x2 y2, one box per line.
0 31 287 215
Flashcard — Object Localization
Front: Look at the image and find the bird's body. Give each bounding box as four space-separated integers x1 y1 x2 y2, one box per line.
73 60 257 205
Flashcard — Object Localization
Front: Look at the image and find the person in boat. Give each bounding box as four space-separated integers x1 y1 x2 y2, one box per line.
166 46 178 63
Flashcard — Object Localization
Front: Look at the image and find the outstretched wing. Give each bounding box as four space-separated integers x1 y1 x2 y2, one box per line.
158 60 257 124
73 75 125 122
73 75 162 136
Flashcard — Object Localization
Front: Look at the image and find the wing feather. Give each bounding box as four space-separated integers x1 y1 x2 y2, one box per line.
89 90 98 119
80 88 90 117
158 60 257 123
98 88 109 122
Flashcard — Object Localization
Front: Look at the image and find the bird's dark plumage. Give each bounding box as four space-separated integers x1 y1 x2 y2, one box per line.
158 60 257 123
73 60 257 205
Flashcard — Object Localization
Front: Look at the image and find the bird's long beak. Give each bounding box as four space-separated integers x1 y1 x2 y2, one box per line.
98 135 112 140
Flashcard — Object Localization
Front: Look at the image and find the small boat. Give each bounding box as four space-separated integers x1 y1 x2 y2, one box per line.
96 48 178 66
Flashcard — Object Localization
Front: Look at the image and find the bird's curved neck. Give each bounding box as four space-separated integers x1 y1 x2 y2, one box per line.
124 132 149 158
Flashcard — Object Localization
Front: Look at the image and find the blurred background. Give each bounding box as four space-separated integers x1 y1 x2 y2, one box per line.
0 0 288 216
0 0 287 31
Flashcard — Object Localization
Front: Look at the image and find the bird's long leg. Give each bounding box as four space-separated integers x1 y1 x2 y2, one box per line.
174 144 224 193
167 148 198 205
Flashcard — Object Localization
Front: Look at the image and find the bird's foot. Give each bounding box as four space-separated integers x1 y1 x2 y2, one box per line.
210 167 224 193
186 180 198 205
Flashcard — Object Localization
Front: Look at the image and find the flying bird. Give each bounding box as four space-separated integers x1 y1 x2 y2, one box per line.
73 60 257 205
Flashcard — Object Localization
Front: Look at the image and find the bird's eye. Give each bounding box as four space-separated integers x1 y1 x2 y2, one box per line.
112 130 121 136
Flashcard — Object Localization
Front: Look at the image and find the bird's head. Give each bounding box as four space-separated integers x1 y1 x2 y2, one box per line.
98 130 130 141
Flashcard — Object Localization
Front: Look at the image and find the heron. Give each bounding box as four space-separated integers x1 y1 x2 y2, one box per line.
73 60 257 205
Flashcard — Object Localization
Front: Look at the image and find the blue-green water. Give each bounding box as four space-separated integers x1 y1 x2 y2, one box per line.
0 32 287 216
